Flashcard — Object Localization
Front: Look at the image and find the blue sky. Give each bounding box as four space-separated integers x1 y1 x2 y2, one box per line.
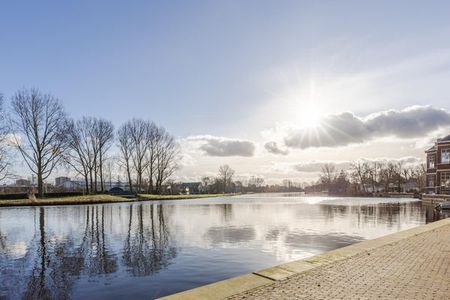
2 1 450 182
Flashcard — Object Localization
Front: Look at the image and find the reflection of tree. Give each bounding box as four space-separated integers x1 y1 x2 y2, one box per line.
122 204 176 276
22 207 79 300
78 205 118 276
21 205 119 299
220 204 233 222
0 229 5 252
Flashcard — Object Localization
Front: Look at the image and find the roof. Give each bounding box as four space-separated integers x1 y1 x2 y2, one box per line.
426 145 436 153
437 134 450 143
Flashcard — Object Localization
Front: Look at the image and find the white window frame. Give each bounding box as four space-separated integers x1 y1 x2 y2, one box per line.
428 155 435 169
442 149 450 164
441 172 450 188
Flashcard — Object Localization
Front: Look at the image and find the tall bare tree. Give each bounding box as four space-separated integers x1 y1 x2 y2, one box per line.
120 119 150 192
350 161 369 193
118 123 134 193
218 165 235 193
0 94 10 182
154 129 179 193
11 89 67 197
145 123 161 194
320 163 337 190
94 118 114 192
65 117 96 194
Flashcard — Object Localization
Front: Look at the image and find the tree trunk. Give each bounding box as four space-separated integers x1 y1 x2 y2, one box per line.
99 157 104 192
126 164 133 193
37 167 44 198
85 175 90 195
89 169 94 194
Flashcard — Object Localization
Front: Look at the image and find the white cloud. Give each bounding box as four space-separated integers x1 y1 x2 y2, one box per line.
185 135 256 157
264 141 289 155
267 106 450 150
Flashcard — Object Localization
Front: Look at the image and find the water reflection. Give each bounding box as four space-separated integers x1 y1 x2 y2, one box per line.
0 195 446 299
122 205 176 276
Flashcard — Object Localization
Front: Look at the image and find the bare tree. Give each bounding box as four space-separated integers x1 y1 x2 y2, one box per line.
411 163 426 192
218 165 235 193
65 119 90 193
118 123 134 193
320 163 337 191
10 89 67 197
380 162 398 193
201 176 213 193
350 161 369 193
127 119 152 192
396 161 404 192
65 117 114 194
94 119 114 192
154 129 179 193
0 94 10 182
145 123 161 194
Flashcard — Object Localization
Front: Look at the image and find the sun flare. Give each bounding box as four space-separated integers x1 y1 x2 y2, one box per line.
300 107 322 128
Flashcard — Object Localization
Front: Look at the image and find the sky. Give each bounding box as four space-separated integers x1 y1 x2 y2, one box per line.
1 1 450 184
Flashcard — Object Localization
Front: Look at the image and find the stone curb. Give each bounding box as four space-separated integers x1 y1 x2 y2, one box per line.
157 218 450 300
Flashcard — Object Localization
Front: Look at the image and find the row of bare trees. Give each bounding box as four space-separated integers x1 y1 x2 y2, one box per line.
1 88 179 197
65 117 114 194
319 161 426 195
118 119 179 194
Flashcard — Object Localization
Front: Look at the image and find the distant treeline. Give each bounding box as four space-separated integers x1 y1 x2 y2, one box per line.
307 162 426 196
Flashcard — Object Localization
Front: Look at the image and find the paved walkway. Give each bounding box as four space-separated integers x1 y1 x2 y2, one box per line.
228 222 450 300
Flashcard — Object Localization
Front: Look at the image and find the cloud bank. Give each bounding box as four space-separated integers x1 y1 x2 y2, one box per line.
187 135 256 157
272 106 450 150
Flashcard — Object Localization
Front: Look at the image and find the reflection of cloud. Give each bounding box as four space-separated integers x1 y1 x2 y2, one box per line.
0 241 28 258
205 226 256 244
267 106 450 150
186 135 256 157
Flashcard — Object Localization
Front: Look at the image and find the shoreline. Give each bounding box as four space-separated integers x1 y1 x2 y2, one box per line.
158 217 450 300
0 193 235 208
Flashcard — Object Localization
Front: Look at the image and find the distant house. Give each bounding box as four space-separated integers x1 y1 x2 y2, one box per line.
15 179 31 186
426 134 450 194
175 182 202 194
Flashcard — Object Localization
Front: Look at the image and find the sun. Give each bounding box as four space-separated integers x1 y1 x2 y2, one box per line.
300 106 322 128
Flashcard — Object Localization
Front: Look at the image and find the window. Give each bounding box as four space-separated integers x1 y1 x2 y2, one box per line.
428 175 435 187
441 172 450 188
442 149 450 164
428 155 435 169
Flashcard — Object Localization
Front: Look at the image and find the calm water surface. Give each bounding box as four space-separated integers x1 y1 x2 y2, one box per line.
0 194 445 299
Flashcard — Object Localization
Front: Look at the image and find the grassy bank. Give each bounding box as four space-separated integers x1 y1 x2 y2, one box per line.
137 193 233 201
0 194 135 207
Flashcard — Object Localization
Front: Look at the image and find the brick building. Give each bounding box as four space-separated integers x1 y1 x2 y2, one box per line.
426 134 450 194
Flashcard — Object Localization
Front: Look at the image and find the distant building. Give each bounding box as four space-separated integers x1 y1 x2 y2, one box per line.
426 134 450 194
163 182 203 194
15 179 31 186
55 177 71 186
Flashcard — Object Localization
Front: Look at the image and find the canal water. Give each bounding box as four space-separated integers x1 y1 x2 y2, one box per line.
0 194 445 299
